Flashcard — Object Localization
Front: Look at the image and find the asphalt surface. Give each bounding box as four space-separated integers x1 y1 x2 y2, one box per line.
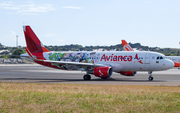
0 64 180 86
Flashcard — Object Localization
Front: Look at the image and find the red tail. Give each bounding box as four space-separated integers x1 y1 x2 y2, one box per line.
23 25 50 53
122 40 128 47
121 40 134 51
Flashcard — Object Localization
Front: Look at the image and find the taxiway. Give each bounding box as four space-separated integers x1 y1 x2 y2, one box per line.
0 64 180 86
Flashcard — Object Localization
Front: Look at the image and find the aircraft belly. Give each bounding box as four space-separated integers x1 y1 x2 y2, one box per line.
121 62 139 71
112 63 123 72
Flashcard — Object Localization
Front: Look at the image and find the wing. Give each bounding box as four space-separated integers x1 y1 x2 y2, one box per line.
42 60 106 67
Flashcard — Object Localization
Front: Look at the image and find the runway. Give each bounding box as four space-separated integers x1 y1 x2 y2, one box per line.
0 64 180 86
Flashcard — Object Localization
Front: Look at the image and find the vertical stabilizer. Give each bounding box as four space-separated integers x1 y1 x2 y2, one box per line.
121 40 134 51
23 25 50 53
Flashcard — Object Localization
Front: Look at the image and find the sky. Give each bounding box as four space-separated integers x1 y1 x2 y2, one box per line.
0 0 180 48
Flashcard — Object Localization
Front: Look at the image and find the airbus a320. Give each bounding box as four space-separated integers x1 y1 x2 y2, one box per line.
21 26 174 81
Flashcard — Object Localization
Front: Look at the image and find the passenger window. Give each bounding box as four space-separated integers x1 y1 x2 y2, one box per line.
160 56 163 59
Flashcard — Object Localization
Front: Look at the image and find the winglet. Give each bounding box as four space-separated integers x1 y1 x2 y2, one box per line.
121 40 134 51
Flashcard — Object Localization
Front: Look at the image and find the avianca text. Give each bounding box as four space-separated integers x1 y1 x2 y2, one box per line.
100 54 132 61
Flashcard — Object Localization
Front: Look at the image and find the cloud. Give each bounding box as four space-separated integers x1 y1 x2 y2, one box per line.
63 6 82 9
17 4 56 13
0 2 20 10
0 2 56 15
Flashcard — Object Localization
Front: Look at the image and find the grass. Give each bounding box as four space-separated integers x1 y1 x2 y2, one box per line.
0 83 180 113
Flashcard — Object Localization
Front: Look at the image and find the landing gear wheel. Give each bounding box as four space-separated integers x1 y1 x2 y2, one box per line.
148 71 153 81
83 75 91 80
148 76 153 81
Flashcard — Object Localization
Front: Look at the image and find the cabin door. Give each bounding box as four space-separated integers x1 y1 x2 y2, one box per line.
145 53 151 64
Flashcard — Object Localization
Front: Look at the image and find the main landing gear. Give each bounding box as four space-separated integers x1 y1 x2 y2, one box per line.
148 71 153 81
83 75 91 80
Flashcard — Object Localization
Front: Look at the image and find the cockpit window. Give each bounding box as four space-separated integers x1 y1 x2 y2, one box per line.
157 56 164 60
157 56 159 60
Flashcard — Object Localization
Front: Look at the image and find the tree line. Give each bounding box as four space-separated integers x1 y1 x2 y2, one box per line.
0 42 180 58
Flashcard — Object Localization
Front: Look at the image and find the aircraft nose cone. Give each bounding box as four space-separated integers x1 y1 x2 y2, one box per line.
167 59 174 69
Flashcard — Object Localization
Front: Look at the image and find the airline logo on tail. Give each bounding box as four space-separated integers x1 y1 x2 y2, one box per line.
122 40 133 51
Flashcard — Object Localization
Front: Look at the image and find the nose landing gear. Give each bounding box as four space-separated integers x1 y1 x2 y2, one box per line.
148 71 153 81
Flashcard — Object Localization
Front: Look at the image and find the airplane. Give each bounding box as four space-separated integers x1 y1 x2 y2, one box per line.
122 39 180 67
165 56 180 67
21 25 174 81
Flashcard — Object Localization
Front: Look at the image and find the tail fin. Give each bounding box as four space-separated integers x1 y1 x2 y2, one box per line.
121 40 133 51
25 47 44 61
25 47 34 58
23 25 50 53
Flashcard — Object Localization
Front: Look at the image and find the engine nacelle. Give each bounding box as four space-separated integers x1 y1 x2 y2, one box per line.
174 62 180 67
119 71 137 76
94 67 113 78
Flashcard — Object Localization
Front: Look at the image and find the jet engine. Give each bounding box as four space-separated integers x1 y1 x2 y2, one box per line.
119 71 137 76
94 67 113 78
